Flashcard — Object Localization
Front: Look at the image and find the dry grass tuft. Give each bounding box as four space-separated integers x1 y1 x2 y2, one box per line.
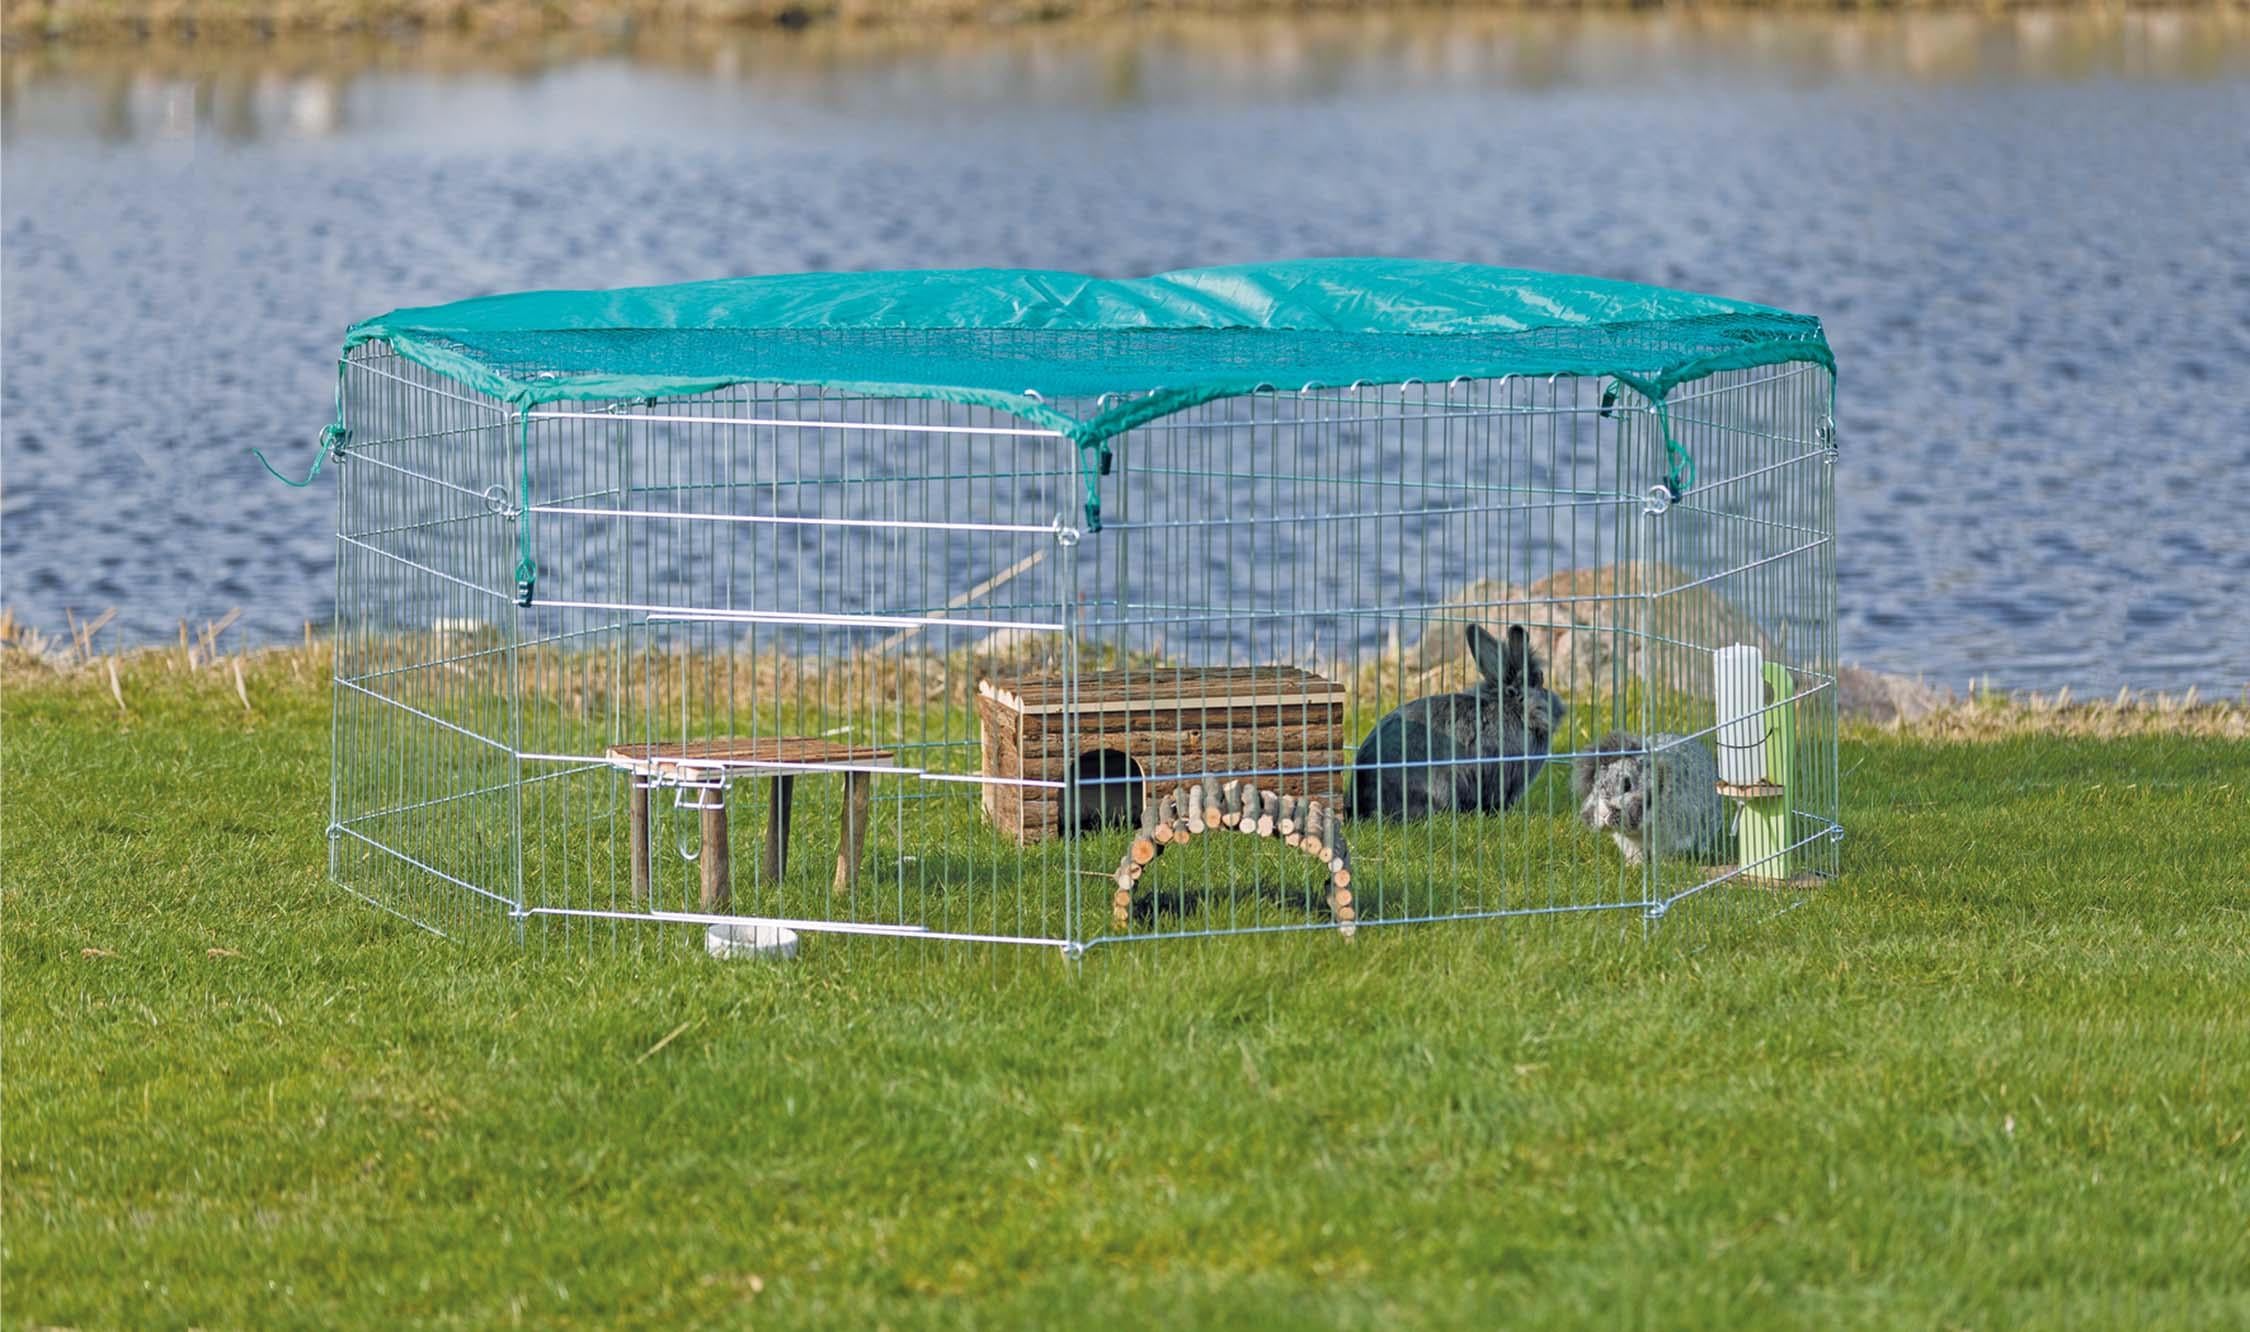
1861 687 2250 742
10 606 2243 740
2 608 330 710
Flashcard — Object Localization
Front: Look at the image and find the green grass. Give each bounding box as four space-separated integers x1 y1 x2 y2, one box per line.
4 665 2247 1328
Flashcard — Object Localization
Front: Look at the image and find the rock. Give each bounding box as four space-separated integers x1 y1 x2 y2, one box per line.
972 626 1055 663
1835 664 1954 724
1407 564 1779 698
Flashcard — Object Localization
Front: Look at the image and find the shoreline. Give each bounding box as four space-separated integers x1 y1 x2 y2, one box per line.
8 9 2244 123
7 0 2244 46
4 630 2242 738
8 10 2245 123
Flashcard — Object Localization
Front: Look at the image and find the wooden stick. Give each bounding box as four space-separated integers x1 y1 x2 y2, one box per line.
702 786 732 912
1255 790 1277 838
1111 846 1145 931
627 777 652 906
761 775 793 889
1162 791 1188 842
832 769 875 897
1276 794 1301 837
1323 821 1350 875
1324 798 1355 937
1219 779 1242 828
1130 834 1159 867
1184 784 1207 835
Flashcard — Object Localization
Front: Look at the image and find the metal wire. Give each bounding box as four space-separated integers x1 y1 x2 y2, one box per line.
328 345 1839 956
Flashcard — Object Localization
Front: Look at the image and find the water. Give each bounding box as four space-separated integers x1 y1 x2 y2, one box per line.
4 13 2246 694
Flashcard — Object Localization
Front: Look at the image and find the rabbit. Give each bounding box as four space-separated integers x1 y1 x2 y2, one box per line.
1572 731 1725 865
1350 624 1567 821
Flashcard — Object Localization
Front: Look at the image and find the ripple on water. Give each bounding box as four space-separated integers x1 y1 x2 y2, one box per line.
3 20 2247 696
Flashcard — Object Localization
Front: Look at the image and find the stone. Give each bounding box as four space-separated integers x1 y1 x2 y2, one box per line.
1834 664 1955 724
1407 564 1779 698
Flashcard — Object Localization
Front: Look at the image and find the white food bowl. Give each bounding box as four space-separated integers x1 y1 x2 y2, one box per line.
705 921 800 961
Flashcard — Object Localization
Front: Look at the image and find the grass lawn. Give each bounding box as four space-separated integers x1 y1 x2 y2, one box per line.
3 657 2246 1328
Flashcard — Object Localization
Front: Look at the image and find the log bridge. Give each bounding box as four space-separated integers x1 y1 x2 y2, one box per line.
1111 778 1356 938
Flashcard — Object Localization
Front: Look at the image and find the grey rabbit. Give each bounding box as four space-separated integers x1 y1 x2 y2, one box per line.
1572 731 1725 864
1350 624 1567 821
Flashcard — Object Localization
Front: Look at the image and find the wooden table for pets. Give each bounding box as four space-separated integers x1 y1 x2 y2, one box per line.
606 737 896 910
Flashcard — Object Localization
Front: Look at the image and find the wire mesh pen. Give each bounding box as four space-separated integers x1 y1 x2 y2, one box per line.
299 259 1841 956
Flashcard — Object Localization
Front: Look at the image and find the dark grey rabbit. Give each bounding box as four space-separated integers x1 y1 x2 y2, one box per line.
1350 624 1567 821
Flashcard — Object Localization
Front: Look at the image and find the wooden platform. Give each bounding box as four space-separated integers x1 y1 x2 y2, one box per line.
606 736 897 778
1705 866 1834 891
1714 780 1787 800
608 736 895 911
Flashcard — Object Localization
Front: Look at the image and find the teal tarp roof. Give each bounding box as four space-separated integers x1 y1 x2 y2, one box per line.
343 258 1833 447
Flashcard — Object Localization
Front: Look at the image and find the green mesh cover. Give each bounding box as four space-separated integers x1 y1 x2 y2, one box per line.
341 258 1832 446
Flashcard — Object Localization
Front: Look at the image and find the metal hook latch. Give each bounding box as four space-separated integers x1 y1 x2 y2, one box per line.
668 767 729 812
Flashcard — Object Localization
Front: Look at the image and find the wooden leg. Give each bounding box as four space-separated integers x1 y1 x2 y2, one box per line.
833 770 874 897
628 777 652 906
699 787 730 913
764 774 796 887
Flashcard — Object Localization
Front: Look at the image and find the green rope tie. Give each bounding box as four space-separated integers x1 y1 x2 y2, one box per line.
1077 440 1111 533
1654 395 1695 501
1610 374 1695 502
253 359 350 486
514 409 537 606
254 423 347 487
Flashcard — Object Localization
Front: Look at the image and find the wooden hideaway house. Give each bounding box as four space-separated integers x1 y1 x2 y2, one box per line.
975 666 1348 843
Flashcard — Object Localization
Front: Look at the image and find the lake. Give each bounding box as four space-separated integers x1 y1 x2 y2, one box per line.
3 11 2246 695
